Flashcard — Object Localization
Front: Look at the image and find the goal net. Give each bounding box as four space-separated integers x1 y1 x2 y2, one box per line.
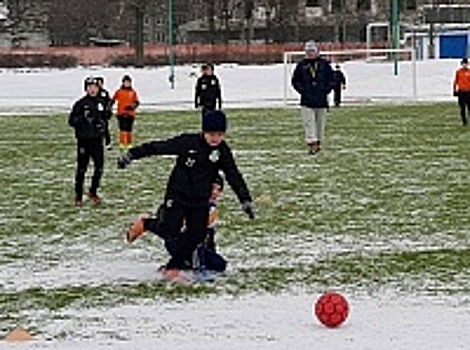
283 48 417 106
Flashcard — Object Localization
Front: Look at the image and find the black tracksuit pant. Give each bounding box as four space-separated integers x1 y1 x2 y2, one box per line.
458 91 470 125
144 200 209 269
75 139 104 197
104 121 111 146
333 87 342 107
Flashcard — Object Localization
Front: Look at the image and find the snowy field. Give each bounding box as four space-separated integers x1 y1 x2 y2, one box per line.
4 294 470 350
0 58 460 115
1 58 470 349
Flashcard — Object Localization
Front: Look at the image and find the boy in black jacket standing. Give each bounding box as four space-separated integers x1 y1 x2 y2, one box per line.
69 77 108 206
117 110 255 270
194 64 222 115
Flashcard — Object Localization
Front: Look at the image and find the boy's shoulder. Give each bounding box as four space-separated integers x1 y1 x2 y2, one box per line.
99 88 110 98
170 132 202 147
179 132 200 139
218 139 231 150
75 94 93 106
113 88 123 96
73 95 85 105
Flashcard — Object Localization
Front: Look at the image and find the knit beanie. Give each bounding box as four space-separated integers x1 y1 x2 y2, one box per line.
202 110 227 132
305 40 318 53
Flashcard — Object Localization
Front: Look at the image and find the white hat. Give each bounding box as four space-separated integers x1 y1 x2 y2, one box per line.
305 41 318 53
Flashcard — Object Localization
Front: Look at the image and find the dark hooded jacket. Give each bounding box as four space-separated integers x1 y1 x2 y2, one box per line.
291 57 335 108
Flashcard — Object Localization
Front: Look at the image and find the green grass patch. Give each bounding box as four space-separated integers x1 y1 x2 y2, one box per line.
1 103 470 328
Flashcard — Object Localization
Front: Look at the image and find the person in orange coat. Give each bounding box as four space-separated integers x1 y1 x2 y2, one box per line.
453 58 470 126
112 75 140 150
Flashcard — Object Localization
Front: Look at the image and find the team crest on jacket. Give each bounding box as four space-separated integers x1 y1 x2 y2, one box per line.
97 103 104 111
185 157 195 167
209 150 220 162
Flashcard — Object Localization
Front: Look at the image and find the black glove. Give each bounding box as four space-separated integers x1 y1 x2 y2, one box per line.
453 90 459 97
117 153 132 169
241 201 256 219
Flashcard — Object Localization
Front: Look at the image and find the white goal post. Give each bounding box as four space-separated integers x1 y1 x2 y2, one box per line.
283 48 417 105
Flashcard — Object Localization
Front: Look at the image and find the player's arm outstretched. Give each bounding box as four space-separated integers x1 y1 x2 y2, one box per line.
117 134 186 168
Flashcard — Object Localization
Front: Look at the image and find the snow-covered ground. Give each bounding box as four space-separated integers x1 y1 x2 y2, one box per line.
0 58 460 115
2 292 470 349
1 58 468 349
1 293 468 350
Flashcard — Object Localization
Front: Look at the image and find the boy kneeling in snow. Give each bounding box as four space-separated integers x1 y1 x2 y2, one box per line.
134 174 227 272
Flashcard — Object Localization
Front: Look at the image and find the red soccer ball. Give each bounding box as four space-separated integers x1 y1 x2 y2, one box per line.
314 291 349 328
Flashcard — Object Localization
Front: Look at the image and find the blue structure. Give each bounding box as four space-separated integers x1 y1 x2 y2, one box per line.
412 29 470 60
439 32 469 59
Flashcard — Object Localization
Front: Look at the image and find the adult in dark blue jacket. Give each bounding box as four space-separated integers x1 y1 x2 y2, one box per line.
291 41 334 154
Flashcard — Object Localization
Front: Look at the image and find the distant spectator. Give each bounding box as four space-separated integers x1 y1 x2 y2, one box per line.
291 40 335 154
195 63 222 116
453 58 470 126
332 64 347 107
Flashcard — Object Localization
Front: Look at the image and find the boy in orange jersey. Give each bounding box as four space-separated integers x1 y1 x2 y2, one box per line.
112 75 140 150
453 58 470 126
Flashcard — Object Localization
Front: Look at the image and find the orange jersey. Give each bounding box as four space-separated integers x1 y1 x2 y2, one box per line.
112 87 140 117
453 68 470 92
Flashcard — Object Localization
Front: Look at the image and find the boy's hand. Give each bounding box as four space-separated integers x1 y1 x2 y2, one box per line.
117 153 132 169
241 201 256 219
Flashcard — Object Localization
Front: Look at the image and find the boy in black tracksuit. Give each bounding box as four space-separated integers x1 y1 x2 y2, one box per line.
69 77 108 206
194 64 222 115
96 76 113 149
134 174 228 272
118 110 255 269
332 64 346 107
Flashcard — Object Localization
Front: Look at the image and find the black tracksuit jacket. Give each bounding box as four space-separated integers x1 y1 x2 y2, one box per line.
195 75 222 110
128 133 252 206
68 95 108 141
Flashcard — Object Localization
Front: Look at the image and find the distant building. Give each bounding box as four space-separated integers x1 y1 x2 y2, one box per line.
179 0 470 44
0 0 468 47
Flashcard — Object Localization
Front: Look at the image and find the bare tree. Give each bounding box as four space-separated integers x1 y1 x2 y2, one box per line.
47 0 120 45
3 0 48 47
204 0 216 44
271 0 299 43
132 0 146 67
